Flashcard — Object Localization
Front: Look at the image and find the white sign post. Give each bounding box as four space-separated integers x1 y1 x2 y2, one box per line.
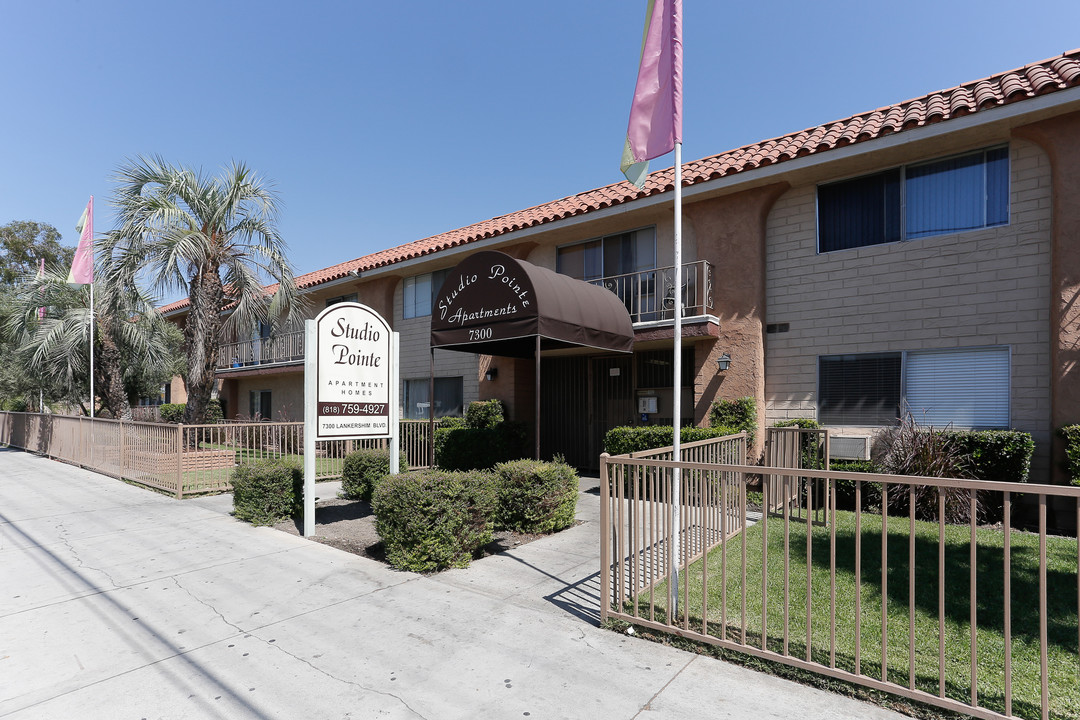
304 302 399 537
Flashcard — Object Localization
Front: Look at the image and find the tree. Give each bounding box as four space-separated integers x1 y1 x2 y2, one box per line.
0 221 75 285
106 156 299 424
4 262 179 419
0 221 78 409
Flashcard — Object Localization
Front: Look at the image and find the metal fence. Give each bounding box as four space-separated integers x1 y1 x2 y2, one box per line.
0 412 438 498
601 451 1080 720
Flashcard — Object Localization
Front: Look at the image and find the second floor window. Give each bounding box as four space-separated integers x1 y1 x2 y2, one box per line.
325 293 357 307
403 268 450 319
817 146 1009 253
556 227 656 281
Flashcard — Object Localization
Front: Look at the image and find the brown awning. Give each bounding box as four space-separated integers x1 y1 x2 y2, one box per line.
430 251 633 358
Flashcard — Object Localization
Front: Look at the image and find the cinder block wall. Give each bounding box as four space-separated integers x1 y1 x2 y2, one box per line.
764 140 1052 479
395 282 479 419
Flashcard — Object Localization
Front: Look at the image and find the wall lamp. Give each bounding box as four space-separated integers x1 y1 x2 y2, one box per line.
716 353 732 372
485 367 498 381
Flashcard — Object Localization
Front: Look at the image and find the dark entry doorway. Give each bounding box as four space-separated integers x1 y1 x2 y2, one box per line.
591 356 634 464
539 355 635 472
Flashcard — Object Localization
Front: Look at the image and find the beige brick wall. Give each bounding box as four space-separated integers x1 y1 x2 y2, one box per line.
394 278 479 418
764 140 1053 477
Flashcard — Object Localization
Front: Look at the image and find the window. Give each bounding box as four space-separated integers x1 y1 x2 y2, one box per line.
819 353 902 426
818 347 1009 428
403 268 450 319
557 228 656 281
817 146 1009 252
325 293 357 307
636 349 694 388
249 390 272 420
904 347 1009 428
403 377 463 419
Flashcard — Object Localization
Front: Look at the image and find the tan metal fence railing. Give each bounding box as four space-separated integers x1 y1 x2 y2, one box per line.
765 426 830 524
601 453 1080 720
0 412 438 498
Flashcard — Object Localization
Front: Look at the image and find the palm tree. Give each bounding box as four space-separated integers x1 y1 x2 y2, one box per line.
106 156 299 424
5 263 179 419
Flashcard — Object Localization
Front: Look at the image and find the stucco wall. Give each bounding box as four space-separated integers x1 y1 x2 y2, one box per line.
230 371 305 421
764 139 1053 478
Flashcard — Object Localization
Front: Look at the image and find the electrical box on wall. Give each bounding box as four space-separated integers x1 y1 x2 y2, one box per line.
638 396 658 414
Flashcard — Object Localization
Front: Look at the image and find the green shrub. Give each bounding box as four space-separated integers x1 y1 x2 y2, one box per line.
372 469 497 572
772 418 821 429
438 416 466 430
708 397 757 447
493 459 578 533
435 421 530 471
936 429 1033 485
231 460 303 525
1060 425 1080 487
465 399 505 428
341 447 405 501
158 399 222 424
603 425 740 456
829 459 882 511
159 403 185 423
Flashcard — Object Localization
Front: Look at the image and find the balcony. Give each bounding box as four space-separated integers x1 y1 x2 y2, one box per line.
590 260 713 325
218 329 305 371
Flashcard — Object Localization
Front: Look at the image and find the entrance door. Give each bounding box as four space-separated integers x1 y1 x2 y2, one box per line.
540 356 589 468
591 356 634 464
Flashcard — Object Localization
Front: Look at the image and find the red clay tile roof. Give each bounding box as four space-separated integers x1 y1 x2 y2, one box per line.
161 49 1080 315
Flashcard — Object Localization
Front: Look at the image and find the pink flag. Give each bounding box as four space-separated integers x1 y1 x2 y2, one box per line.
68 196 94 285
621 0 683 189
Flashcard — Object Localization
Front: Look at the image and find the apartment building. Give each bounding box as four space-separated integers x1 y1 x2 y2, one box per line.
163 50 1080 479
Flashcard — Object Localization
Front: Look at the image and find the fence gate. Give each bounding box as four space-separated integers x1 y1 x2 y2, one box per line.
763 426 830 524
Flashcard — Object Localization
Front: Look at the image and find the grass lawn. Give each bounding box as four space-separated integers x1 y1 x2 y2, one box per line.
638 507 1079 720
179 447 344 493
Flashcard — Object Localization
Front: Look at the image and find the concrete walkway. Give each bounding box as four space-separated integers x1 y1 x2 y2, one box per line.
0 448 907 719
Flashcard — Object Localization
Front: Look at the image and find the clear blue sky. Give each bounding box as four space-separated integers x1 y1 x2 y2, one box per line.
2 0 1077 301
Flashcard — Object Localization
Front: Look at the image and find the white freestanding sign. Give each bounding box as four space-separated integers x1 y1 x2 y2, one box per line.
304 302 399 536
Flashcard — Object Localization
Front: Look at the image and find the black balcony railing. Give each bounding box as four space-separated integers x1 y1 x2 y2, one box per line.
590 260 713 324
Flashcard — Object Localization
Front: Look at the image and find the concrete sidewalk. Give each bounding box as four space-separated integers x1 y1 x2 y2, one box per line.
0 448 906 719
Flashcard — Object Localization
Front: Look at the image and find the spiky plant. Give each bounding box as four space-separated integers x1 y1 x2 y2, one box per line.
877 412 981 523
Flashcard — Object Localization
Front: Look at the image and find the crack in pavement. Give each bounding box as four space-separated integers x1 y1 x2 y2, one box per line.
258 637 431 720
631 655 697 718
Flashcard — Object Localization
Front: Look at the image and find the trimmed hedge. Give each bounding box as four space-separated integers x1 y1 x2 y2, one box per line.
159 403 186 423
372 469 497 572
434 421 530 471
465 399 505 429
493 459 578 533
939 429 1034 485
708 397 757 446
1060 425 1080 487
158 399 223 424
231 460 303 525
603 425 740 456
341 447 405 502
773 418 822 429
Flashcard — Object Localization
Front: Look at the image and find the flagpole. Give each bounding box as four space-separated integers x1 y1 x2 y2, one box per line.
671 142 683 615
89 279 95 419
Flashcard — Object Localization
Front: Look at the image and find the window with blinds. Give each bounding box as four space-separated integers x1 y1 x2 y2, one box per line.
817 347 1010 428
818 353 902 426
817 145 1009 253
904 347 1009 428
